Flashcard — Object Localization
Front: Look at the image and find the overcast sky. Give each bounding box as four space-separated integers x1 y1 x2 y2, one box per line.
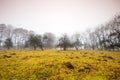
0 0 120 36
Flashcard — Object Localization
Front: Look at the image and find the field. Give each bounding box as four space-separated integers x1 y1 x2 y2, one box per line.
0 50 120 80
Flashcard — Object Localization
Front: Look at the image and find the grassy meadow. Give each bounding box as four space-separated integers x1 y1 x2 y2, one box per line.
0 50 120 80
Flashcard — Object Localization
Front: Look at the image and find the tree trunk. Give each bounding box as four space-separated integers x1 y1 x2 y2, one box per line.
7 47 10 50
33 46 36 50
75 46 78 50
63 46 66 51
40 46 44 51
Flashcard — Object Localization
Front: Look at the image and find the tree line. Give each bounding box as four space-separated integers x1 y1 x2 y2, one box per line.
0 14 120 51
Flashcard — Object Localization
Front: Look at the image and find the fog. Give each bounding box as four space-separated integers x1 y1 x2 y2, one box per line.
0 0 120 36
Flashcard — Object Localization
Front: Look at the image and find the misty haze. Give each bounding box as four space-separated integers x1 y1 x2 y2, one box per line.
0 0 120 80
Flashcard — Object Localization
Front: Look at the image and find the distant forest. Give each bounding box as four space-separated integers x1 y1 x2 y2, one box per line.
0 14 120 51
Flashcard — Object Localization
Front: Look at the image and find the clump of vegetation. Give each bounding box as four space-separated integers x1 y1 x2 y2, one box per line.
102 55 114 60
82 55 86 57
69 57 74 59
78 68 85 72
118 61 120 63
84 52 88 54
63 62 74 69
35 69 52 79
3 54 11 58
107 56 114 60
84 63 93 72
103 59 107 62
97 58 101 61
108 68 120 80
75 56 79 59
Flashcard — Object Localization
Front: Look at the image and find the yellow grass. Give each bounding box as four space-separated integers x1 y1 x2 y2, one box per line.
0 50 120 80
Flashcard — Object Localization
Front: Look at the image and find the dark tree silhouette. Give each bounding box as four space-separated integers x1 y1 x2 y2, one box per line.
27 34 38 50
26 34 44 50
4 38 13 50
58 34 71 50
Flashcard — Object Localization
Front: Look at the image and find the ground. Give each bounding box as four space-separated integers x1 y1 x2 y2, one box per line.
0 50 120 80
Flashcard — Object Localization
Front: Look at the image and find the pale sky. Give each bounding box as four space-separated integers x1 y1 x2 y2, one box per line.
0 0 120 36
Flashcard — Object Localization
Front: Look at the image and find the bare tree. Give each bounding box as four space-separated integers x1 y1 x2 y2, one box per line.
4 25 14 39
0 24 7 48
43 32 55 49
12 28 29 49
71 33 82 50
